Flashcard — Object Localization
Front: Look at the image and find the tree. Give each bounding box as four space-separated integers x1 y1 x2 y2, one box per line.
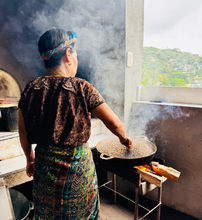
142 69 159 86
196 69 202 77
158 74 169 86
170 78 186 87
165 68 171 73
170 72 188 82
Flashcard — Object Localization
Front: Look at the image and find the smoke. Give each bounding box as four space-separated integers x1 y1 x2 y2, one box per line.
127 102 199 158
0 0 125 116
128 103 193 141
162 105 191 120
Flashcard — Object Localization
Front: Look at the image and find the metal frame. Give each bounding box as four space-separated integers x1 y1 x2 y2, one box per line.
98 173 162 220
93 150 164 220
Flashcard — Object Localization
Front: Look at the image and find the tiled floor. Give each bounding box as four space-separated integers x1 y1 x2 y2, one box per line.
99 192 200 220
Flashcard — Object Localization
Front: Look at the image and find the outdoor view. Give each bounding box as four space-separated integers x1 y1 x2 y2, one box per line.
142 0 202 87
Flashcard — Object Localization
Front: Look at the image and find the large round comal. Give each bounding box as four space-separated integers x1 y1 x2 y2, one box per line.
96 136 157 166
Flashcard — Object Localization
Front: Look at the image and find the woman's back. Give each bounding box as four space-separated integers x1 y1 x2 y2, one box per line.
19 76 105 147
18 28 132 220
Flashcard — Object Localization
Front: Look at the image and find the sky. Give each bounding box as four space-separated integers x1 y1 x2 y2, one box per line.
144 0 202 56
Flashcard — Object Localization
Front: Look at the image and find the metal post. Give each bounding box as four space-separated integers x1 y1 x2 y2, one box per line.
134 185 139 220
156 185 162 220
113 173 117 204
134 174 141 220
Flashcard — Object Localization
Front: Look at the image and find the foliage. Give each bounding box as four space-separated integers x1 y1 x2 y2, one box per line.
158 74 169 86
170 78 186 87
170 72 188 82
142 47 202 87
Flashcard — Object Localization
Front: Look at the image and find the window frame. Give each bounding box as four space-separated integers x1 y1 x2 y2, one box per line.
137 85 202 107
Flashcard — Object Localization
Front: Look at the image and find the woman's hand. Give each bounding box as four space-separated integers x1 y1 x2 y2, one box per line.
26 159 35 177
119 136 133 150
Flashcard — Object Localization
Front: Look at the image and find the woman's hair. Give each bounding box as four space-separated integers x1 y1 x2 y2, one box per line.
38 27 76 69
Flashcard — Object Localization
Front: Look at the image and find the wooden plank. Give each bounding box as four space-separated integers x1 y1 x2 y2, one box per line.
140 177 167 195
151 162 181 182
136 169 162 187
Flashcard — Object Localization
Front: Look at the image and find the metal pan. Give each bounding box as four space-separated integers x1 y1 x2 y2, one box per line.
9 189 34 220
96 135 157 166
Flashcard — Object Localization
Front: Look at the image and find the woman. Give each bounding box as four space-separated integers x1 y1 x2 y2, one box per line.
18 27 133 220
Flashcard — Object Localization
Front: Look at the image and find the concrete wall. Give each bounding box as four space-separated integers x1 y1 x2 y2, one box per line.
127 103 202 219
151 105 202 219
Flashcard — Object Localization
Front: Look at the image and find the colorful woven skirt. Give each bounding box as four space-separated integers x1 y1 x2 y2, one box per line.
33 143 100 220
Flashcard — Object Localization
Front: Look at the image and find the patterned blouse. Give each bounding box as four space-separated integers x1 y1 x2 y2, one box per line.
18 76 105 148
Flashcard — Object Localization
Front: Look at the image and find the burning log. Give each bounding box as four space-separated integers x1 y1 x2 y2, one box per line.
134 162 181 186
134 164 156 174
134 164 162 187
151 162 181 182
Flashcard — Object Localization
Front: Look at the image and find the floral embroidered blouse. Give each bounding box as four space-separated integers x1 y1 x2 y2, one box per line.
18 76 105 148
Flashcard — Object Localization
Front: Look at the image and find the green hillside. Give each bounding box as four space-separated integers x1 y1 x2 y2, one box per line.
142 47 202 87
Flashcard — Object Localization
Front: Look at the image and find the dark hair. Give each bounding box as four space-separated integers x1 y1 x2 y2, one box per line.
38 27 75 69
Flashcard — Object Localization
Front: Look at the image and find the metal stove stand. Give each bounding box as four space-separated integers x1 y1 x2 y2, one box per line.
93 150 165 220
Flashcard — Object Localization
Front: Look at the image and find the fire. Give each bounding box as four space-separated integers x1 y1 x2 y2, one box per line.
134 164 156 174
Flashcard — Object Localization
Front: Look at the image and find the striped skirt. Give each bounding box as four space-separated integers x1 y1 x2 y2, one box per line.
33 143 100 220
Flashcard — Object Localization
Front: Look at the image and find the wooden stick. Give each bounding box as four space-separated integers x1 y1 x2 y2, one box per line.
151 162 181 182
135 169 162 187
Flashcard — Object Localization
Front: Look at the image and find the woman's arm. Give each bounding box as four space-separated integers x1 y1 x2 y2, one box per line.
18 109 35 177
91 103 133 149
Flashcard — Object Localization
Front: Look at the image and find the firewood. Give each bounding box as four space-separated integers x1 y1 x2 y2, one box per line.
136 169 162 187
151 162 181 182
134 166 162 187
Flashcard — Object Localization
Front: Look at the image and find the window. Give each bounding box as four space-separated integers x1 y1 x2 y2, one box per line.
139 0 202 105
